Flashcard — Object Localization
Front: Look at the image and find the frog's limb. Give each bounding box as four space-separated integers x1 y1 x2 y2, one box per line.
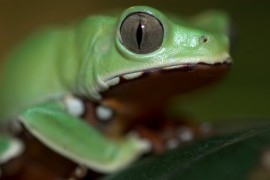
19 101 150 173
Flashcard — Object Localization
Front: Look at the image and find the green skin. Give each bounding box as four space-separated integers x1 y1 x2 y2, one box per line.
0 6 231 172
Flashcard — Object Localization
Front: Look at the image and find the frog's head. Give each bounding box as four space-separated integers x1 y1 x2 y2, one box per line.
88 6 231 104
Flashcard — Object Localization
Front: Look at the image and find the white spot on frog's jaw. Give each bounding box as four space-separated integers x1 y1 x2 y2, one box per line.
96 105 114 121
122 72 143 80
64 96 84 117
104 71 143 88
163 64 185 70
106 77 120 87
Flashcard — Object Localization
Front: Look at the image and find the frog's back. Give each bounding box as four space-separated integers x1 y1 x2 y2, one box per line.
0 29 73 119
0 15 116 120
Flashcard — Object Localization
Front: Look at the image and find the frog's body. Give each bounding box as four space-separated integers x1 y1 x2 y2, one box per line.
0 17 109 119
0 6 231 174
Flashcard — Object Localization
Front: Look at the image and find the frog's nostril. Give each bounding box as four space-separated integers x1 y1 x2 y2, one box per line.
200 35 208 43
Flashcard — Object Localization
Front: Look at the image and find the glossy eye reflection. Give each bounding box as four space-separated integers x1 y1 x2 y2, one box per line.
120 12 164 54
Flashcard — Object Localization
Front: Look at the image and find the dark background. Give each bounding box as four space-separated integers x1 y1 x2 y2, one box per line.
0 0 270 123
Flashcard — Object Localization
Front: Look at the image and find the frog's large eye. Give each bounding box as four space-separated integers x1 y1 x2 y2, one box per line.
120 12 164 54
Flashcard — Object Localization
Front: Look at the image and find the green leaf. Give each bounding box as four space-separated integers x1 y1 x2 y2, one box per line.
105 125 270 180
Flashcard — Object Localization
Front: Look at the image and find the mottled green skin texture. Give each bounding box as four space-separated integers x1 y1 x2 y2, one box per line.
0 6 230 172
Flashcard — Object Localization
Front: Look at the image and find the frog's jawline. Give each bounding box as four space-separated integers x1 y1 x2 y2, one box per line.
121 62 229 82
104 57 231 87
101 59 231 105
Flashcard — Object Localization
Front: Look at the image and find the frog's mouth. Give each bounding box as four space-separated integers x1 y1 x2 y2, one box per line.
84 58 231 152
101 58 231 105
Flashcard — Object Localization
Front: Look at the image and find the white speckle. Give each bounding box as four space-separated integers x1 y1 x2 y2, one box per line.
75 167 83 176
122 72 143 80
224 57 232 63
96 105 114 121
74 165 87 178
166 139 180 149
64 96 84 117
0 138 24 164
106 77 120 87
127 131 152 152
178 127 194 142
97 76 109 92
163 64 184 70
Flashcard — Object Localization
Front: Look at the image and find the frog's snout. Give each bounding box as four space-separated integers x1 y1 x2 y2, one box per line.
199 32 230 56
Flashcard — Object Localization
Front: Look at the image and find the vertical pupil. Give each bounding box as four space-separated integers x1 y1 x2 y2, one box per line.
136 22 143 49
